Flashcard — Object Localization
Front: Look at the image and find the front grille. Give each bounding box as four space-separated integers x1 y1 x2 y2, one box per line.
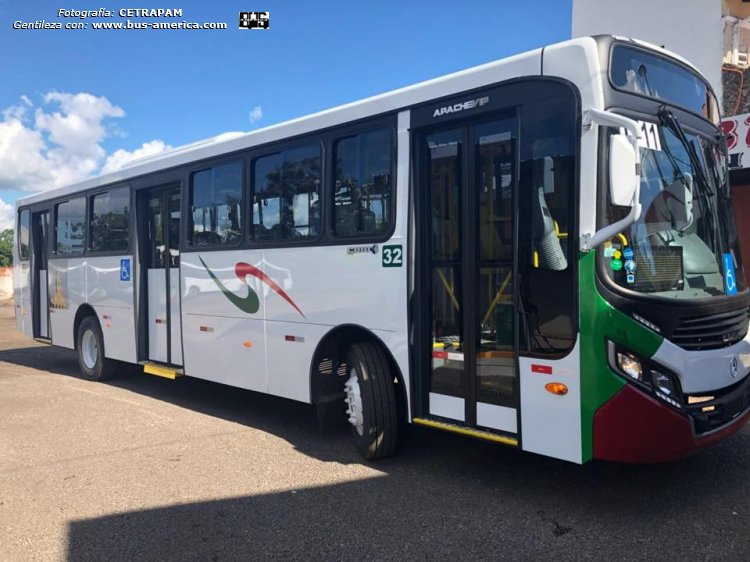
672 307 749 351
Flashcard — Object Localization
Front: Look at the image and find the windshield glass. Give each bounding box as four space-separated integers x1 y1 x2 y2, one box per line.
603 117 747 299
610 45 720 125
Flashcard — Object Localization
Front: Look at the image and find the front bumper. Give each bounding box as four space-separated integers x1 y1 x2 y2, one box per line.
593 375 750 463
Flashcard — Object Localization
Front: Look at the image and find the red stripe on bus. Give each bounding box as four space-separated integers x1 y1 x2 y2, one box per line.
531 364 553 375
235 262 305 318
432 351 448 359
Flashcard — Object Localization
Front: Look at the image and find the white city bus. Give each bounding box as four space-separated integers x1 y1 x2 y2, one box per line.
14 36 750 464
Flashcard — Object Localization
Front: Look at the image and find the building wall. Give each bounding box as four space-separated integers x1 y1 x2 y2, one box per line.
724 0 750 21
723 0 750 116
572 0 724 104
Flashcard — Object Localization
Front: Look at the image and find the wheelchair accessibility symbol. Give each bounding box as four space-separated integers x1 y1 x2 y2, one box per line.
120 258 131 282
723 253 737 296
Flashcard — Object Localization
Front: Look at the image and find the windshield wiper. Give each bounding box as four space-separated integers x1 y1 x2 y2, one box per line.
657 107 721 251
657 108 712 194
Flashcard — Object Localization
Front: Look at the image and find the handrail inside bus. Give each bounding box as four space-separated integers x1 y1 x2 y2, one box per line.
481 271 513 327
436 269 460 312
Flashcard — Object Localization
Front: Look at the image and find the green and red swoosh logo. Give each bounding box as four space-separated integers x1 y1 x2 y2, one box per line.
198 256 305 318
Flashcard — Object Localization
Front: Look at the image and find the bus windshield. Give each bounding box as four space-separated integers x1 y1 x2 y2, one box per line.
610 44 720 124
603 113 747 299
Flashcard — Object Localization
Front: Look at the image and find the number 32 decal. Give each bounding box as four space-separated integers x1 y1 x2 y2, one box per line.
382 245 403 267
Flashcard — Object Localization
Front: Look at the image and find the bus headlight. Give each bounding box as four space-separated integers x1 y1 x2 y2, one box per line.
615 349 643 381
651 370 675 397
608 341 644 381
650 369 682 409
607 341 683 409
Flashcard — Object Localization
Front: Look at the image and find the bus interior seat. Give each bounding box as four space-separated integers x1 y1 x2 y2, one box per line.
194 231 219 246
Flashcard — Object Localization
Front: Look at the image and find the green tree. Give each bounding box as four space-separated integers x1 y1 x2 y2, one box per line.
0 228 13 267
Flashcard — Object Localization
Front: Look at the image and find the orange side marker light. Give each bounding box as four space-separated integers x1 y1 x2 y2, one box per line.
545 382 568 396
243 341 252 348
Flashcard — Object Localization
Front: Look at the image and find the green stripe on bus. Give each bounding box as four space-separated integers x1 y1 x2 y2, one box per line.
578 251 663 462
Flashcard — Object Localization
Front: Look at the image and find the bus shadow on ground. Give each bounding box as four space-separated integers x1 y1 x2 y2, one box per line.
64 432 750 561
0 344 82 376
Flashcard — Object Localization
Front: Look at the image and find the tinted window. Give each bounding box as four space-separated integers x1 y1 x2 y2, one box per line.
18 209 29 260
253 144 321 241
333 128 392 237
518 94 577 354
55 198 86 254
189 162 243 246
476 120 514 261
89 187 130 253
428 129 462 261
610 45 719 124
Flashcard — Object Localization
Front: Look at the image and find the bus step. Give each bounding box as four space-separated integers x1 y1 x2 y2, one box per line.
141 362 183 380
412 417 518 447
33 337 52 345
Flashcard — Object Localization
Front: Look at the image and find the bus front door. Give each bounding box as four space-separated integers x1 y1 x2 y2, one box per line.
416 116 519 439
31 210 50 340
144 186 183 366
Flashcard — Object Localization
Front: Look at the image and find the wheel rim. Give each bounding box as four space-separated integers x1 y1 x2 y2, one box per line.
81 329 98 370
344 369 364 436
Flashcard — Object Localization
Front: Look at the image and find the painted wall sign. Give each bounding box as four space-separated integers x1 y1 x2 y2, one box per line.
721 112 750 169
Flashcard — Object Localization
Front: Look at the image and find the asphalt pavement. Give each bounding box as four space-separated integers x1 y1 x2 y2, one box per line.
1 299 749 561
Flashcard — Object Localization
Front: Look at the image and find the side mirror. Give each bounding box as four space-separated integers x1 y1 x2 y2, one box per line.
609 133 637 206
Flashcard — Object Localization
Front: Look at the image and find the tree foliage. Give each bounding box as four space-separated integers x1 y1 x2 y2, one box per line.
0 229 14 267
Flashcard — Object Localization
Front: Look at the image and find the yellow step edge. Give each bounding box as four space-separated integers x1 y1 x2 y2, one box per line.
143 363 182 380
412 417 518 447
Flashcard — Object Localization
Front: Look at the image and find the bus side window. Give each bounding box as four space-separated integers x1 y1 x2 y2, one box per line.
18 209 30 260
89 186 130 253
332 128 392 238
189 162 243 246
55 198 86 255
252 144 321 241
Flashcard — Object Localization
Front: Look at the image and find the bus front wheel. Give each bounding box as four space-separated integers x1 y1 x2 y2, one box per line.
76 316 116 381
344 342 399 460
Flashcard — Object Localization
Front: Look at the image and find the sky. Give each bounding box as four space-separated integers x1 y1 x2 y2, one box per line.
0 0 572 230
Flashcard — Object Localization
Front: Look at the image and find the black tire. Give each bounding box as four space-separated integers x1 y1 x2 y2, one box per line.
346 342 399 460
76 315 116 381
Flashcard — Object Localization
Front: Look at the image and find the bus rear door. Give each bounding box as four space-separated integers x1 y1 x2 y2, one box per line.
141 185 183 366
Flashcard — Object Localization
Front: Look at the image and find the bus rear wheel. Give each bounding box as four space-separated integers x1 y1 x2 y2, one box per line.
344 342 399 460
76 316 116 381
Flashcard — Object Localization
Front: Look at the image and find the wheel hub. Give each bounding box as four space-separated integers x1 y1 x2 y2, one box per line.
344 370 364 436
81 329 98 370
